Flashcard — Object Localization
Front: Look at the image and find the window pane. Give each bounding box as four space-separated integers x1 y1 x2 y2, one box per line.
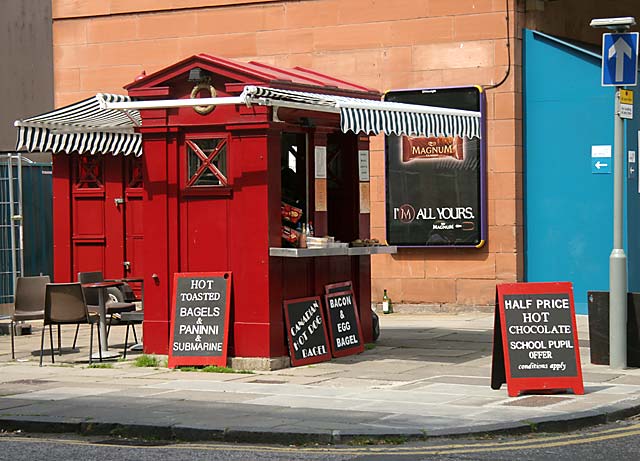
75 156 103 189
187 138 227 186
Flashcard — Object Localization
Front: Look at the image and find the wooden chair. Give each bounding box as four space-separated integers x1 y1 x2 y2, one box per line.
40 283 102 366
10 275 50 360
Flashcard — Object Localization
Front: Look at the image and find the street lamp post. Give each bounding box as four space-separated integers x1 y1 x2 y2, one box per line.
590 16 638 369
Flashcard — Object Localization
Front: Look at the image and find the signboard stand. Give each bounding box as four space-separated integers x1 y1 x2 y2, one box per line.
323 282 365 358
284 296 332 367
491 282 584 397
168 272 232 369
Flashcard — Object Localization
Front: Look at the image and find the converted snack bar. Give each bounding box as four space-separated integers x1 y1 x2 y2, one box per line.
15 55 480 369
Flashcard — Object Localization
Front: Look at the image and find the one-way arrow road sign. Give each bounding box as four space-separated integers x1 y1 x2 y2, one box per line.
602 32 639 86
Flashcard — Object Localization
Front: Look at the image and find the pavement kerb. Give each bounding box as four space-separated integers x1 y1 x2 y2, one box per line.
2 398 640 445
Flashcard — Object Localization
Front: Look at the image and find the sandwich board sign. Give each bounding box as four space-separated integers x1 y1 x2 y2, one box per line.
323 283 365 358
168 272 232 368
491 282 584 397
283 296 332 367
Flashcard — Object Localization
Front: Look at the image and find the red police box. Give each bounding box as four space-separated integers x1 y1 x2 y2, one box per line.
491 282 584 397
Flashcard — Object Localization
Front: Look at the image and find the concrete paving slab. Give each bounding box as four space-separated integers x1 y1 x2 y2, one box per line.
3 312 640 443
5 386 120 401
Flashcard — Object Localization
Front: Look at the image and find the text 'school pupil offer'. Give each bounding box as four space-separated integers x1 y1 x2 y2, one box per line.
168 273 231 369
492 282 584 397
284 297 331 367
503 294 576 377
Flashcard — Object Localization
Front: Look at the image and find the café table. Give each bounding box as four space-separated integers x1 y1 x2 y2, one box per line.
81 281 123 360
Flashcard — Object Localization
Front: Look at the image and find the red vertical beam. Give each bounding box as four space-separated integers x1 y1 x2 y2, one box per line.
228 131 278 357
52 155 72 282
166 128 180 331
103 156 125 278
141 132 171 354
357 135 371 240
267 129 287 357
310 129 329 237
357 135 372 342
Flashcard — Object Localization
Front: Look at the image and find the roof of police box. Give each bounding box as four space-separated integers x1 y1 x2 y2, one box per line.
124 53 381 99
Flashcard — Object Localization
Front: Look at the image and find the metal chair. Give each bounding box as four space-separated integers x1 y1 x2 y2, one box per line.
75 271 136 347
10 275 50 360
119 310 144 359
40 282 102 366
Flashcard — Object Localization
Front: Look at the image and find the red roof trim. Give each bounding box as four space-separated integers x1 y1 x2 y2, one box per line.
125 53 380 98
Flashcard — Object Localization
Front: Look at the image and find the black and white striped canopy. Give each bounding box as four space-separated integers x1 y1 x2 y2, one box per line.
15 94 142 157
242 86 481 139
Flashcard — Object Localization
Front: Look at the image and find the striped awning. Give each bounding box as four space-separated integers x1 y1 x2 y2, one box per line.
242 86 481 139
15 94 142 157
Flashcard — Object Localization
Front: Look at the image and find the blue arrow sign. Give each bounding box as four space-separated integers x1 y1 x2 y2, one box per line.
602 32 639 86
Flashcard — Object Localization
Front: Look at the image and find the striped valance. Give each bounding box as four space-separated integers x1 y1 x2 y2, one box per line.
242 86 481 139
15 94 142 157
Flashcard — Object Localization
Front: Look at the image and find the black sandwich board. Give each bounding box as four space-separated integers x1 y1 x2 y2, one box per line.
324 284 364 358
168 272 232 368
283 296 332 367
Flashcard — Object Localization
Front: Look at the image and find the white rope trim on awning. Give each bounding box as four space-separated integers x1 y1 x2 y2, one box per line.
14 94 142 157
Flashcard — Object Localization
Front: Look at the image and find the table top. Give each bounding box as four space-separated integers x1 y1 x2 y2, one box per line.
81 281 124 289
110 278 143 283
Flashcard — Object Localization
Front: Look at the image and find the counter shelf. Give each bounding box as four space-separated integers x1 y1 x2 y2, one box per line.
269 246 398 258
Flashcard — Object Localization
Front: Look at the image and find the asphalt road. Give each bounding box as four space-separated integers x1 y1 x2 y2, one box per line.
2 418 640 461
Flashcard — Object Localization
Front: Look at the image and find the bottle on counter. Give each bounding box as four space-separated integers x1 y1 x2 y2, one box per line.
308 221 314 237
382 289 392 314
300 223 307 248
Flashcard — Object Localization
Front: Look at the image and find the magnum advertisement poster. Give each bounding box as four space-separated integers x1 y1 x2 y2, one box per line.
384 87 486 247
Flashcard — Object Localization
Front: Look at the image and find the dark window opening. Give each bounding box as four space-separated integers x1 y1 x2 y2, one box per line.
186 138 228 187
75 156 103 189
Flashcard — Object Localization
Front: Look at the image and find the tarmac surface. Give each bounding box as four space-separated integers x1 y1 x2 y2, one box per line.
1 311 640 444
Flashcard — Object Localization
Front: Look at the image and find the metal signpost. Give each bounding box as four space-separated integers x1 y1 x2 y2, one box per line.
591 17 638 369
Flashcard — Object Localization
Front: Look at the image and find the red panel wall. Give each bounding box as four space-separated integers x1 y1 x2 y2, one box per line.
227 133 273 357
141 134 172 354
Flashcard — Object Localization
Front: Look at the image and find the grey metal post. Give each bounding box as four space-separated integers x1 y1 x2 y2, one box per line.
610 87 627 369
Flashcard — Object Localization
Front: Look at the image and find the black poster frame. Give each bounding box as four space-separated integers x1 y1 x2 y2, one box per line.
384 86 487 248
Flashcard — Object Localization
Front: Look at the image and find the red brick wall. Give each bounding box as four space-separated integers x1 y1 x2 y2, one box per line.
51 0 640 309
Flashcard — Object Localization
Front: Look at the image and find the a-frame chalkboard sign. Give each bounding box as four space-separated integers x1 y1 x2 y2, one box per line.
168 272 232 369
283 296 332 367
323 284 365 358
491 282 584 397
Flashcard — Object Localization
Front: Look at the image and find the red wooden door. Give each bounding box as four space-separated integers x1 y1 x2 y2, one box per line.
71 155 143 284
178 135 231 273
124 156 145 281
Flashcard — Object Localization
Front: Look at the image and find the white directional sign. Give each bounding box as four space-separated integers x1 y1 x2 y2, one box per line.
602 32 639 86
592 145 612 174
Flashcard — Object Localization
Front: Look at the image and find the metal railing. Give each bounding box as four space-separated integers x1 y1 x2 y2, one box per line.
0 152 23 303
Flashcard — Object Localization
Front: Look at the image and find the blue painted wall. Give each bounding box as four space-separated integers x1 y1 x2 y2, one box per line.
626 77 640 293
523 29 624 314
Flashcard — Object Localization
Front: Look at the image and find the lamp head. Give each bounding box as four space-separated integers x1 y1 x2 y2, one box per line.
590 17 636 32
188 67 209 83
